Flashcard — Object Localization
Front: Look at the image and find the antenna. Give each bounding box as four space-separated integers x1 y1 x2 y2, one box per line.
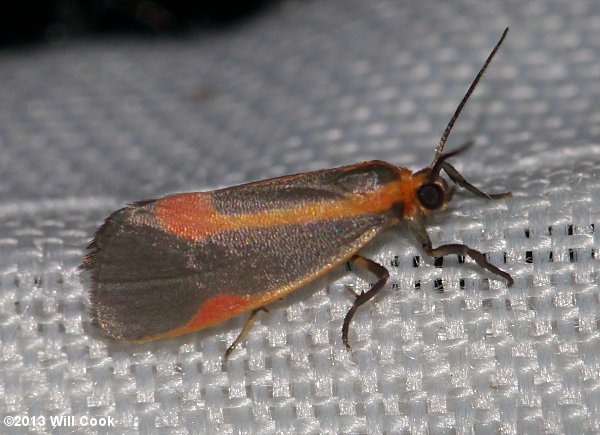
431 27 509 168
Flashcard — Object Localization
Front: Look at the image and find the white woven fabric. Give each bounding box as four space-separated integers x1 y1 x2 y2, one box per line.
1 0 600 433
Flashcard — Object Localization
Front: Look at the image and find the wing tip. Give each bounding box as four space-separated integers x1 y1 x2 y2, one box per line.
80 204 138 334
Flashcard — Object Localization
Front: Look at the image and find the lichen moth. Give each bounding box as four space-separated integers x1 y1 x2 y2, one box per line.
81 28 513 358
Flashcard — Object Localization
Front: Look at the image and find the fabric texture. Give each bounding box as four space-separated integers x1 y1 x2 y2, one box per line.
1 0 600 433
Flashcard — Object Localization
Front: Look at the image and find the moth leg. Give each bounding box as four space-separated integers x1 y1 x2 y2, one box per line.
440 161 511 200
342 254 389 352
424 243 514 287
412 218 514 287
224 307 268 360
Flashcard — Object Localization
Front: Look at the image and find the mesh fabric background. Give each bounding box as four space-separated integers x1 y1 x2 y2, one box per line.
1 0 600 433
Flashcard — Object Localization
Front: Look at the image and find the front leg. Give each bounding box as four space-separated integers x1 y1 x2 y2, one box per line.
410 217 513 287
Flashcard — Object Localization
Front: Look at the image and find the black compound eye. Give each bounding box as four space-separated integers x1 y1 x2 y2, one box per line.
417 183 445 210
